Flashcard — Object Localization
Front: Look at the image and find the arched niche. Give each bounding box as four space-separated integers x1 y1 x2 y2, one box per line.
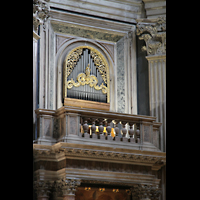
56 39 116 111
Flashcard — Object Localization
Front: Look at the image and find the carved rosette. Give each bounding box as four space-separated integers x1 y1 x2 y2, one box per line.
136 17 166 56
33 0 50 32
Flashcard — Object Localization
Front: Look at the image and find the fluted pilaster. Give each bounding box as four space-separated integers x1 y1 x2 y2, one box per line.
146 55 166 152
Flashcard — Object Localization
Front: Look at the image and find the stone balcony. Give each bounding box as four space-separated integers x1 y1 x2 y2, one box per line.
35 105 162 152
33 105 166 196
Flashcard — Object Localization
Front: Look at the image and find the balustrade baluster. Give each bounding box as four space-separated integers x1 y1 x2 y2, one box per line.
98 118 105 140
106 119 113 141
129 122 135 143
121 121 127 137
98 118 104 134
121 121 128 142
83 117 89 138
135 123 140 143
114 120 120 141
91 118 98 139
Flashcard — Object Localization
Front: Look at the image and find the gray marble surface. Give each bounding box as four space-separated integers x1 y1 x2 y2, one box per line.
51 22 123 42
116 37 125 113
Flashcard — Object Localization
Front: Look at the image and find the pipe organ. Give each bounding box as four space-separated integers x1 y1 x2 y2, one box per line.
64 47 110 104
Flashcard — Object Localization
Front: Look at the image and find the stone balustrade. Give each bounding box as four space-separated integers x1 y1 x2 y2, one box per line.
35 106 162 152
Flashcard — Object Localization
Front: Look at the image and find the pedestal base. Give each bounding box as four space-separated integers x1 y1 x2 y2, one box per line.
107 135 114 141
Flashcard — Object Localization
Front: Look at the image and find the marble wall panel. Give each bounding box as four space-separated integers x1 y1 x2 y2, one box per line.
116 37 125 113
51 22 123 42
43 117 52 136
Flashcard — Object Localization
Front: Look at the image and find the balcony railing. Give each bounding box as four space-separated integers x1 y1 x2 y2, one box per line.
35 106 162 152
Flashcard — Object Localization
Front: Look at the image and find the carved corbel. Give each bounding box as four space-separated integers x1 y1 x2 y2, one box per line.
136 17 166 56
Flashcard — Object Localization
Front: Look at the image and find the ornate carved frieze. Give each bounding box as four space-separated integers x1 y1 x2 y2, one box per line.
136 17 166 56
33 143 166 170
63 147 165 167
33 0 50 32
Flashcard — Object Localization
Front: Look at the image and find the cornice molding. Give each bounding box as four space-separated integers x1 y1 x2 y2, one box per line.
49 0 142 24
33 142 166 170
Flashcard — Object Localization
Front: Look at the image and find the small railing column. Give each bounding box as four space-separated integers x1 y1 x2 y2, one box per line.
121 121 128 142
106 119 113 141
136 123 140 143
129 122 135 143
114 120 120 141
83 117 89 138
98 118 105 139
91 118 98 139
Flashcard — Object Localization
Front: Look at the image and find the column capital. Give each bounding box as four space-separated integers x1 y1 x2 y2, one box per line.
53 178 81 197
33 180 54 198
33 0 50 32
136 17 166 56
131 184 161 200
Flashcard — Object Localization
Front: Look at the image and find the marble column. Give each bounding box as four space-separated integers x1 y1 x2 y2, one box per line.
33 31 40 140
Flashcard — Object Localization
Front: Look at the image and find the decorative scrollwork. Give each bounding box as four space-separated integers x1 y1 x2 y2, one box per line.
90 50 107 84
66 48 83 78
67 64 107 94
64 46 110 102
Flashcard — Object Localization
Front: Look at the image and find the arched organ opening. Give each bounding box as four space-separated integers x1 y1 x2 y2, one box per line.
65 48 109 103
